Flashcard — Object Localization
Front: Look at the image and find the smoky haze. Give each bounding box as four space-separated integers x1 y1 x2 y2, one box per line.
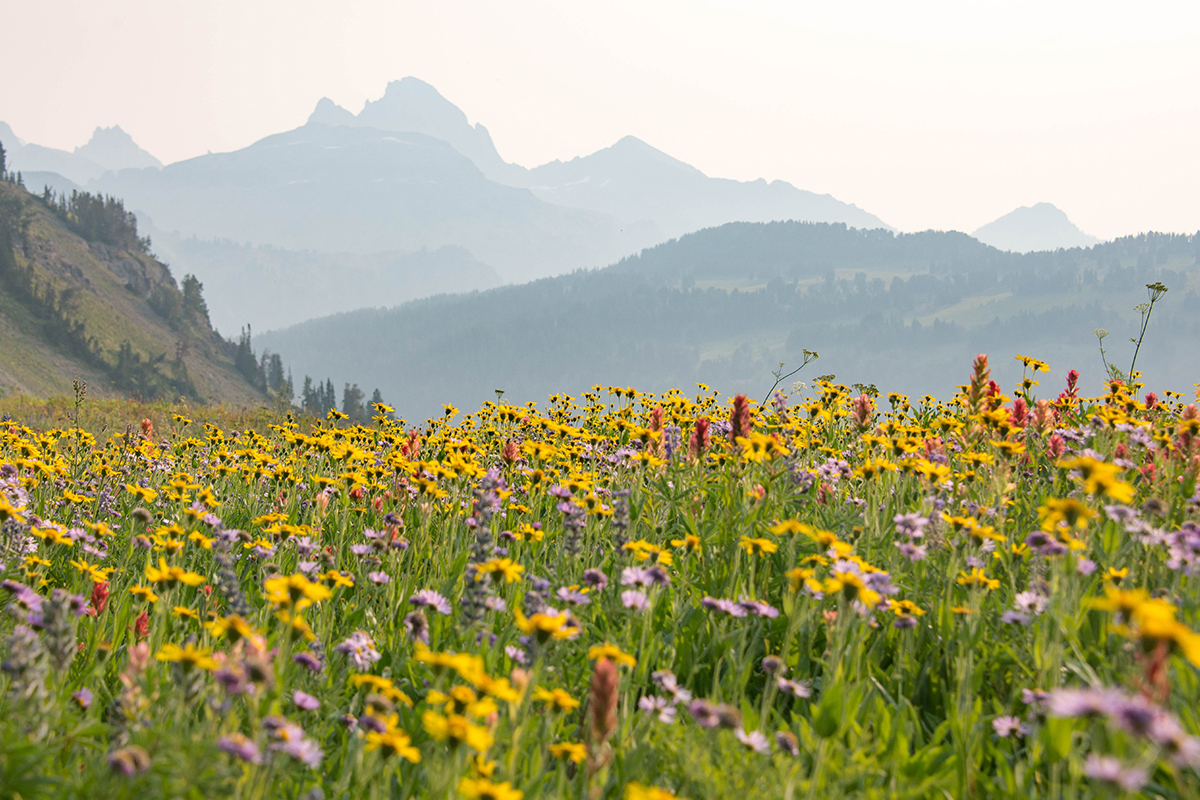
2 0 1199 240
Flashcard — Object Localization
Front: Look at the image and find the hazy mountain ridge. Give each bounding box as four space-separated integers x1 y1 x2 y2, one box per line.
143 225 504 333
973 202 1100 253
514 135 888 238
304 77 890 237
3 123 163 185
257 222 1200 421
93 123 650 282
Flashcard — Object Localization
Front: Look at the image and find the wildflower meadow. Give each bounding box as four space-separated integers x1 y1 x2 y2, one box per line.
3 355 1200 799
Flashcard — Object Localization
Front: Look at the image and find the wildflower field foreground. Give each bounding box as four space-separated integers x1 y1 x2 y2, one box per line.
3 356 1200 800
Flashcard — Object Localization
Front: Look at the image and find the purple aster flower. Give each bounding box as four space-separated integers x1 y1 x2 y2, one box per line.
1083 755 1147 792
638 695 677 724
1000 610 1030 626
761 655 786 675
1024 531 1067 556
582 569 608 590
621 590 649 611
404 611 430 644
1076 557 1097 575
702 597 748 617
896 542 927 562
735 728 772 753
485 596 508 612
275 736 323 768
1103 505 1139 524
651 670 692 703
2 579 43 612
737 598 780 618
214 666 249 695
292 652 323 672
53 588 89 616
621 567 653 587
350 544 375 556
992 715 1026 737
556 587 590 605
1107 694 1158 737
358 712 388 733
1014 591 1046 615
293 690 320 711
689 699 721 728
777 678 812 698
218 733 262 764
893 513 929 538
335 631 381 671
646 566 671 585
367 571 391 584
1021 688 1050 709
505 644 528 665
409 589 452 615
72 687 93 709
1048 688 1119 718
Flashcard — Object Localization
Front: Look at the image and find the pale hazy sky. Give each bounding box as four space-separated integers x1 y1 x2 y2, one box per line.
4 0 1199 239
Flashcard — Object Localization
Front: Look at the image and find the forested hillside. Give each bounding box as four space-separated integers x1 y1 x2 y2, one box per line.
259 221 1200 421
0 157 267 403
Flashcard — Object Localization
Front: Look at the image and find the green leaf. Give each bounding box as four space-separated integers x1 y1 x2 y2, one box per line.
813 682 844 738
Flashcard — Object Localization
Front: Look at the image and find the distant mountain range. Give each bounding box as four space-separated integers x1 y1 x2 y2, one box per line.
972 202 1100 253
3 124 161 184
257 221 1200 421
1 78 895 331
1 79 1125 338
92 124 640 283
312 78 888 240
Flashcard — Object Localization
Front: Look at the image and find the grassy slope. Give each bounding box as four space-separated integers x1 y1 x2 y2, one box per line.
0 181 264 405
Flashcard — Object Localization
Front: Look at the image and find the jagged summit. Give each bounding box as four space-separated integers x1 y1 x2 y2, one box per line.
304 77 518 182
75 125 163 171
308 97 356 127
294 77 887 235
972 202 1100 253
3 123 160 185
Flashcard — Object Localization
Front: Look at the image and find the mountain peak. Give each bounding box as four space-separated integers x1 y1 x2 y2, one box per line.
0 121 25 153
75 125 162 171
302 77 520 183
972 203 1099 253
359 76 473 133
307 97 356 127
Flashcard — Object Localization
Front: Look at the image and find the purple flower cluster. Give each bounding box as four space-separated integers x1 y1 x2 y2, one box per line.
621 566 670 587
1083 755 1148 792
217 733 261 764
1049 688 1200 766
701 596 779 619
263 715 323 768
